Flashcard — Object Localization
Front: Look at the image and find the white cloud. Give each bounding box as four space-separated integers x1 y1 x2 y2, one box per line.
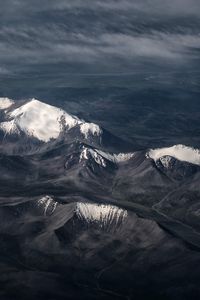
0 30 200 68
0 0 200 73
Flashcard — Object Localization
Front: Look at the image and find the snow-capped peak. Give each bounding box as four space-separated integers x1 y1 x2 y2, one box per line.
0 97 14 110
147 144 200 166
0 98 102 142
79 146 135 167
8 99 79 142
79 146 107 167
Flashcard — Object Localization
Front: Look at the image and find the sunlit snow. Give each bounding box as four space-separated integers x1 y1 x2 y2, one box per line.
148 144 200 166
76 202 128 227
0 97 14 110
0 98 103 142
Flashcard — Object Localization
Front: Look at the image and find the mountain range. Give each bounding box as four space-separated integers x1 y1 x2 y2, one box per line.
1 97 200 299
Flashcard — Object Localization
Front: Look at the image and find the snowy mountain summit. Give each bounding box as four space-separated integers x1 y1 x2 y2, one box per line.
147 144 200 167
0 98 102 142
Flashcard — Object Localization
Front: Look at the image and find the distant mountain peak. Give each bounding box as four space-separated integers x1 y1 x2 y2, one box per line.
147 144 200 166
78 145 135 169
79 146 107 167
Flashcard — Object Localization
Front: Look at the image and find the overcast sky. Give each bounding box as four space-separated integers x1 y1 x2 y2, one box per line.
0 0 200 76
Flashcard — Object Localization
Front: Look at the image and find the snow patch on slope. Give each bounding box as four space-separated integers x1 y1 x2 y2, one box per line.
147 145 200 166
159 155 174 169
80 122 102 138
0 120 19 135
38 195 58 216
76 202 128 227
0 97 14 110
96 149 135 163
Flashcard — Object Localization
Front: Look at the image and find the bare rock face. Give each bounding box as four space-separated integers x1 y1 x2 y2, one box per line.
155 155 200 180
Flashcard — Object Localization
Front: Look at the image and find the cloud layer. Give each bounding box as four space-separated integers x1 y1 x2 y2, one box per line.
0 0 200 75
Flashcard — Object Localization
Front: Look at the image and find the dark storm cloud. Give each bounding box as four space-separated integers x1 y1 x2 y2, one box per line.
0 0 200 75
